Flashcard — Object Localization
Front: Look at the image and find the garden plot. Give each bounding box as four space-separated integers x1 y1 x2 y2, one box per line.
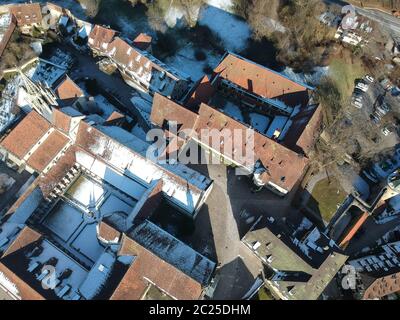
71 223 105 263
66 175 106 208
44 202 84 242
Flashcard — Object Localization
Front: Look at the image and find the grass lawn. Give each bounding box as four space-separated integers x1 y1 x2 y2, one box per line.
307 177 347 224
329 56 366 101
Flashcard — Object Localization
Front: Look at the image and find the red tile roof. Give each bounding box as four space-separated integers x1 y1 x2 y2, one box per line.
54 76 84 103
195 103 309 191
88 24 117 52
0 15 16 58
98 221 121 243
0 263 44 300
26 130 69 172
133 33 152 51
111 235 203 300
186 76 215 109
106 111 125 122
107 37 178 81
0 111 51 159
1 226 42 258
363 272 400 300
151 93 198 137
38 146 76 197
10 3 42 27
52 108 71 133
214 53 310 107
284 105 323 155
0 226 44 300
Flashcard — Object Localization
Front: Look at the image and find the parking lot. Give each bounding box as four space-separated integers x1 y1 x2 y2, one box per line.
344 76 400 155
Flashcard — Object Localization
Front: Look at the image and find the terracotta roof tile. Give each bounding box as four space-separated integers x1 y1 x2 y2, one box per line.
88 24 117 52
38 146 76 197
111 235 203 300
195 103 309 192
133 33 152 51
214 53 310 107
0 111 51 159
1 226 42 258
0 263 44 300
26 130 69 172
186 76 215 109
98 221 121 243
54 76 84 104
10 3 42 26
106 111 125 122
52 108 71 133
151 93 198 137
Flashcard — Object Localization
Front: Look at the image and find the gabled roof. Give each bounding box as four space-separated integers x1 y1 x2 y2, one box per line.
53 76 84 104
214 53 311 107
133 33 152 51
151 93 198 137
10 3 42 27
0 111 51 159
1 226 42 259
52 108 71 133
107 37 182 82
195 103 309 191
0 226 44 300
284 104 323 155
111 234 204 300
0 262 44 300
26 130 69 172
88 24 117 52
186 76 215 110
98 221 121 243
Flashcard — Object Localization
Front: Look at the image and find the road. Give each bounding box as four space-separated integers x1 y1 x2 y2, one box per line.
326 0 400 36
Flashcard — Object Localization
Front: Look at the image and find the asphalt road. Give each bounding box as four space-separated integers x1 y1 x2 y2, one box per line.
326 0 400 36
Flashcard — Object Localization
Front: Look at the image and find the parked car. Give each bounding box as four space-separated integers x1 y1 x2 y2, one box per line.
381 79 394 91
382 126 393 136
364 75 374 83
376 103 390 116
356 82 369 92
352 100 363 108
370 112 381 124
391 86 400 97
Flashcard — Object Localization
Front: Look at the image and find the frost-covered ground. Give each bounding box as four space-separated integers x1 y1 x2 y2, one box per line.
198 5 250 52
165 44 221 82
282 66 330 87
206 0 234 12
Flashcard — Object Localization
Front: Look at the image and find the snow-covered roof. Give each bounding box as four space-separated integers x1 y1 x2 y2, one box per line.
130 220 215 285
75 122 212 215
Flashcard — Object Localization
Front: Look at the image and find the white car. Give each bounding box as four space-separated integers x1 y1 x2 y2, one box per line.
356 82 369 92
352 100 363 108
364 75 374 83
382 127 392 136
